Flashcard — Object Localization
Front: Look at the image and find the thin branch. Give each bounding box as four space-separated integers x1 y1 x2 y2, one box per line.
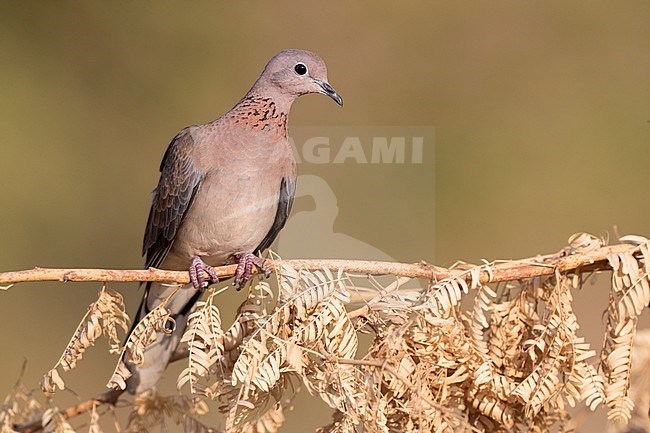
0 243 637 287
14 388 123 433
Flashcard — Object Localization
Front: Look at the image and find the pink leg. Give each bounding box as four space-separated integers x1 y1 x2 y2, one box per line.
233 253 270 289
189 256 219 289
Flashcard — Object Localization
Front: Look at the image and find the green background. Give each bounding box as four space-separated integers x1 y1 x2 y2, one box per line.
1 1 648 431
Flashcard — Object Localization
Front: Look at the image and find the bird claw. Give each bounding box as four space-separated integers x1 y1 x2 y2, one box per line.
189 256 219 289
233 253 269 290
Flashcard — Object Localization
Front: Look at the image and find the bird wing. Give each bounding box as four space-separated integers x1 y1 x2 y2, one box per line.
255 176 296 254
143 127 204 268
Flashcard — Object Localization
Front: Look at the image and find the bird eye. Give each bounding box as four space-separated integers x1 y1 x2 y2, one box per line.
294 63 307 75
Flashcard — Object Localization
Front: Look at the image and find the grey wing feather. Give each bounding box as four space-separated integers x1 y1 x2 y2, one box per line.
143 128 204 268
255 177 296 254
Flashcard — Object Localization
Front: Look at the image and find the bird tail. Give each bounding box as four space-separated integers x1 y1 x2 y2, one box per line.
125 281 201 394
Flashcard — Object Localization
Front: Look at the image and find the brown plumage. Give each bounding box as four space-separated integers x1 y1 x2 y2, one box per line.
126 49 342 394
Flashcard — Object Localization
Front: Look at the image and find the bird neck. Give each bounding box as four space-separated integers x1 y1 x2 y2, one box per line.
227 94 290 137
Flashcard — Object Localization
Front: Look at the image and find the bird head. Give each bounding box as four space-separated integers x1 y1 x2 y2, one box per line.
256 49 343 107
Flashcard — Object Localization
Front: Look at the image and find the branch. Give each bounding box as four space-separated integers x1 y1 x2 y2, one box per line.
14 389 123 433
0 243 637 287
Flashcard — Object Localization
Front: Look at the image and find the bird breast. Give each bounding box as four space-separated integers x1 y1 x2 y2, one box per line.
169 138 294 268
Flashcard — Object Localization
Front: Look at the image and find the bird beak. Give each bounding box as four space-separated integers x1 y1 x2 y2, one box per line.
319 81 343 106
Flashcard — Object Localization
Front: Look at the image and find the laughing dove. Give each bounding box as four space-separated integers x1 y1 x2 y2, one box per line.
126 49 343 394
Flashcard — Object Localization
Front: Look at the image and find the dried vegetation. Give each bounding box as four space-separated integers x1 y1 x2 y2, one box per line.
2 233 650 432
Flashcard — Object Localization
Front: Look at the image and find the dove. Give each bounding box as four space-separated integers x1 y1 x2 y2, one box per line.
126 49 343 394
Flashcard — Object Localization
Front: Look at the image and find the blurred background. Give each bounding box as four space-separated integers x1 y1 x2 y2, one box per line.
1 1 648 431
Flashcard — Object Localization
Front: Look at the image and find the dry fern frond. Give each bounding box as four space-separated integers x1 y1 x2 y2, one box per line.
233 341 284 394
219 279 292 432
607 328 650 433
513 281 566 415
566 361 605 411
609 251 649 319
486 297 526 372
42 286 129 393
424 275 470 317
177 287 225 397
223 282 271 354
468 283 497 357
277 264 345 320
321 300 358 360
603 315 637 422
601 237 650 423
107 287 178 390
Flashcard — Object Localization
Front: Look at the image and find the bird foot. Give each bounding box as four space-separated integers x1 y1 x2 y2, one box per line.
189 256 219 289
233 252 270 290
